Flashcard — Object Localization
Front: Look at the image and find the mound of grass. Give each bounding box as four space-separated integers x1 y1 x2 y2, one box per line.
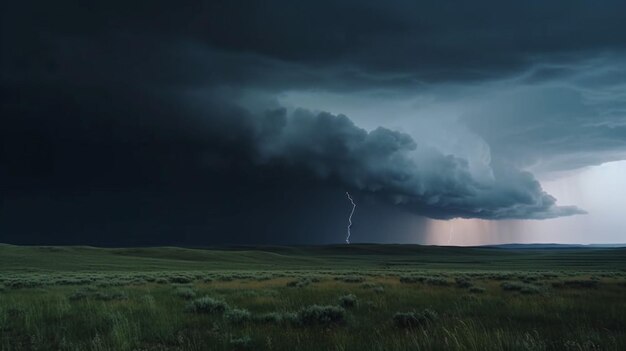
175 287 197 300
455 277 473 288
252 311 299 326
225 308 252 324
424 277 447 286
393 309 438 328
296 305 346 326
4 279 45 289
286 278 312 288
229 335 253 350
186 296 229 314
501 282 541 294
168 275 194 284
361 283 384 293
68 290 89 301
335 275 365 283
338 294 357 308
399 275 422 284
94 291 129 301
253 312 283 324
399 275 450 286
553 280 599 289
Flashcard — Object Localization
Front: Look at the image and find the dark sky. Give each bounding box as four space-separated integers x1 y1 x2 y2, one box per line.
2 1 626 245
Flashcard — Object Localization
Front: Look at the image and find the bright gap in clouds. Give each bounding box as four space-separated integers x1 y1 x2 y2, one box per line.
426 160 626 245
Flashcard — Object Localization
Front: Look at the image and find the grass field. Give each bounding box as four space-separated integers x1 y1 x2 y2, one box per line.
1 244 625 350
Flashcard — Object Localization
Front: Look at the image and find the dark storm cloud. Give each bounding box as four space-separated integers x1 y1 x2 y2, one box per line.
247 107 583 219
4 1 626 90
1 80 581 222
3 0 621 244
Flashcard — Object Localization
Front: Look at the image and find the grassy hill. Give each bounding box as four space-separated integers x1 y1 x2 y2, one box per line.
1 243 625 350
1 243 625 272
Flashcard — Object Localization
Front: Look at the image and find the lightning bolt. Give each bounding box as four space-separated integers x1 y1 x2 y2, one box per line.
447 221 454 245
345 192 356 244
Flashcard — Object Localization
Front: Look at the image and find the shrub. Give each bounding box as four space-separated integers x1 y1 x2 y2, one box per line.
422 308 438 321
186 296 229 314
4 279 45 289
94 291 128 301
488 273 514 281
169 276 193 284
562 280 599 289
373 286 385 293
335 276 365 283
287 278 311 288
393 309 438 328
54 277 93 286
68 290 89 301
455 277 473 288
253 312 284 324
501 282 541 294
280 312 299 324
230 335 253 350
541 273 558 279
399 276 449 286
96 280 125 288
399 275 422 284
176 287 197 300
501 282 523 291
296 305 346 326
225 308 252 324
425 277 450 286
155 278 169 284
393 311 431 328
338 294 357 308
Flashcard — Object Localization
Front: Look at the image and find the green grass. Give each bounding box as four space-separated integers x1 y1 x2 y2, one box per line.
0 244 625 350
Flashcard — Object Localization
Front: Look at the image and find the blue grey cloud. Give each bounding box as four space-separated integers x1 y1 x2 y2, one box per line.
4 0 623 245
246 107 584 219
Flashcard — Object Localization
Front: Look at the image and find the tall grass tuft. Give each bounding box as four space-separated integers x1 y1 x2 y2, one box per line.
393 309 438 328
296 305 346 326
185 296 229 314
338 294 358 308
225 308 252 324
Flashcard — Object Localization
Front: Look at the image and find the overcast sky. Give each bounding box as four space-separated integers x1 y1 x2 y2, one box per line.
2 1 625 245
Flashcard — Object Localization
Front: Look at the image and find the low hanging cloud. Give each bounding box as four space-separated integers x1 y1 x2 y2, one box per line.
237 106 585 220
